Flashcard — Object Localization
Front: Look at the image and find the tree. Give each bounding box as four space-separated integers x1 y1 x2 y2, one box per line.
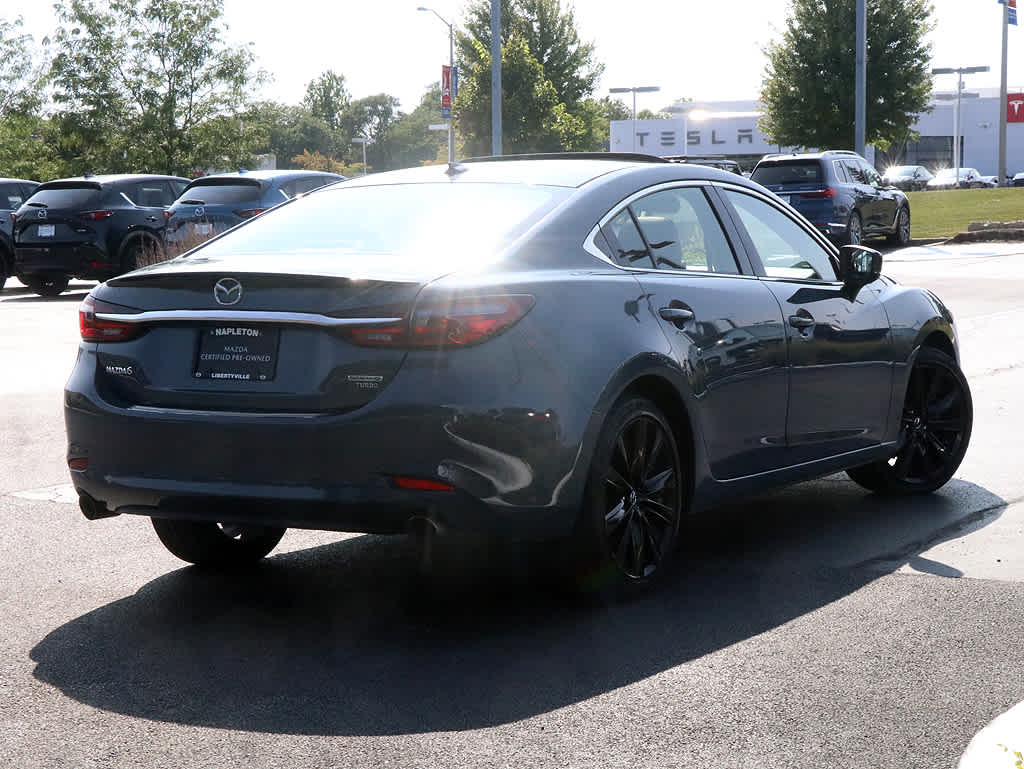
49 0 263 175
458 0 602 108
759 0 934 151
303 70 350 130
0 16 49 119
386 84 448 169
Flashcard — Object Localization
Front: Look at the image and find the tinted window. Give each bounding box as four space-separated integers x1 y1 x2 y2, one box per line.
750 161 823 186
600 209 651 268
832 160 850 183
191 183 571 268
179 180 263 205
129 181 176 207
842 160 869 184
0 183 27 209
631 187 739 274
25 184 102 209
724 190 837 282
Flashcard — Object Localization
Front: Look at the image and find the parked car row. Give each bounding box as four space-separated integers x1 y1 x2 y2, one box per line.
6 169 344 296
881 164 1003 190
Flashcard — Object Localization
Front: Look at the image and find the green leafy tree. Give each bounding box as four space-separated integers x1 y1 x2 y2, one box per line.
759 0 934 151
458 0 602 108
49 0 263 175
303 70 350 130
386 84 448 169
0 16 49 118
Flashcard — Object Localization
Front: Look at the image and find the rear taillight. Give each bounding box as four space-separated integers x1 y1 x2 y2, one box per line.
342 295 535 348
233 208 265 219
163 209 173 220
79 295 142 342
9 212 16 223
800 188 837 199
80 210 115 220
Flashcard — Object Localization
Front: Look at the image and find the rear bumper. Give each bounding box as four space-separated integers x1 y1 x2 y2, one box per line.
16 244 116 279
64 347 584 542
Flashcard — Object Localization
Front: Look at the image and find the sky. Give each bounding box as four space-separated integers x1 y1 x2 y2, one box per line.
10 0 1024 114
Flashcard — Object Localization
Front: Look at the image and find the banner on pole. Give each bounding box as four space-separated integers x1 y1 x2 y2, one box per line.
441 65 452 118
1009 93 1024 122
999 0 1017 25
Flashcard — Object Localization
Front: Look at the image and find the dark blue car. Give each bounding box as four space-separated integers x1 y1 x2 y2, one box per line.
750 150 910 247
0 177 40 289
164 170 345 249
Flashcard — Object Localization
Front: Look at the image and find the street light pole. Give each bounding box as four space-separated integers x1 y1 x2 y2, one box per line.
609 86 660 153
932 66 989 185
418 6 456 164
351 137 370 175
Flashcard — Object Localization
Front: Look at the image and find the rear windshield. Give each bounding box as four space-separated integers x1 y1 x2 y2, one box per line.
190 182 571 268
178 179 263 205
750 161 823 186
25 184 102 209
0 183 28 209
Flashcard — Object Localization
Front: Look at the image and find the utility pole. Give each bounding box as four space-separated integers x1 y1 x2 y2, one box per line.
490 0 502 155
1000 0 1010 185
855 0 866 156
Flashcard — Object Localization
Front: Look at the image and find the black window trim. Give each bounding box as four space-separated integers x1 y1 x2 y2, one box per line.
582 180 758 279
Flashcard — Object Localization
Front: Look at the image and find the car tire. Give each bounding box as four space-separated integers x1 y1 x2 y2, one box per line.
569 396 686 599
25 274 70 297
151 517 286 567
888 206 911 246
847 347 972 495
845 211 863 246
0 248 9 290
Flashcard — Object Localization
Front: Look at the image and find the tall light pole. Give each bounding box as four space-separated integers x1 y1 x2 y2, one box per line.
351 136 371 175
932 66 990 184
417 6 456 164
855 0 866 157
609 86 660 153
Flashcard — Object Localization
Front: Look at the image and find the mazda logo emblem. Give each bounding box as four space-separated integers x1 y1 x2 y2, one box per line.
37 209 47 218
195 206 205 218
213 277 243 305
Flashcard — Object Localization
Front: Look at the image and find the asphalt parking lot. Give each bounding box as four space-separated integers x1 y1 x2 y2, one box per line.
2 242 1024 768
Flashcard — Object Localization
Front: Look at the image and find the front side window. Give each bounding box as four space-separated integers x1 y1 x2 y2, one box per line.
723 190 837 282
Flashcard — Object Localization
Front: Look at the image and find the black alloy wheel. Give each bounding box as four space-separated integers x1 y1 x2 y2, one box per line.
575 397 685 596
888 206 911 246
846 211 863 246
151 517 286 567
847 347 972 494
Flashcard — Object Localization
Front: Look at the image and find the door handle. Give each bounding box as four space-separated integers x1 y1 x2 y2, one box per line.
659 307 694 323
146 216 159 222
788 315 815 329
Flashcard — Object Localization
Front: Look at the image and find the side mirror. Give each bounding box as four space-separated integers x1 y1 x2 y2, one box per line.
838 244 882 285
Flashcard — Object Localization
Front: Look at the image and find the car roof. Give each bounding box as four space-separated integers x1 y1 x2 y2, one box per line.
332 154 741 190
191 170 344 183
757 150 861 163
37 173 189 187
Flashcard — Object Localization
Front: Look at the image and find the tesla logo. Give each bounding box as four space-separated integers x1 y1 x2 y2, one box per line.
37 209 47 218
213 277 243 305
1008 93 1024 122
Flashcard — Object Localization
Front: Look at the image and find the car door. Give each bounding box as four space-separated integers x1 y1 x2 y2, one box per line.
841 159 883 234
719 187 893 464
596 183 790 479
860 160 901 233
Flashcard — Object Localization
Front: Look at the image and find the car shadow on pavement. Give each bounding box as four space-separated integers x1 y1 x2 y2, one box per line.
29 476 1006 737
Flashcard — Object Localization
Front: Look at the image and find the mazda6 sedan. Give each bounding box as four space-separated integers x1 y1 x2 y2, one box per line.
65 154 972 596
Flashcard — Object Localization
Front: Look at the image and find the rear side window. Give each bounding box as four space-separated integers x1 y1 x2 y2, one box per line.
750 161 823 186
25 184 102 209
0 183 27 209
631 187 739 274
179 180 263 205
600 209 651 267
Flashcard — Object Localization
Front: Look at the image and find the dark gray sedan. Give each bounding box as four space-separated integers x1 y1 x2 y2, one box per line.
65 155 972 595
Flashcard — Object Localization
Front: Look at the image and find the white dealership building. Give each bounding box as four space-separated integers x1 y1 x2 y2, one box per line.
610 89 1024 176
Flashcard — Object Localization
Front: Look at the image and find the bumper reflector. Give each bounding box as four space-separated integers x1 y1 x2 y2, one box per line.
393 477 454 491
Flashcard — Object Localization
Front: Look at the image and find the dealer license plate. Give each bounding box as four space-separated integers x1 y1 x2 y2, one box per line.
190 222 213 236
194 325 279 382
38 224 55 237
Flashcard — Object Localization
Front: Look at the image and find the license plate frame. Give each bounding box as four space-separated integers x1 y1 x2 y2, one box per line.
191 222 213 236
194 325 280 382
37 224 55 237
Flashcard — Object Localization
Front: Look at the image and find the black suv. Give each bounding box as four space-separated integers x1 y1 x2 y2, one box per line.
750 150 910 246
13 173 188 296
0 178 40 289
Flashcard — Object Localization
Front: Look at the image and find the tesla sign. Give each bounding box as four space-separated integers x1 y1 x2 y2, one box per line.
1008 93 1024 122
